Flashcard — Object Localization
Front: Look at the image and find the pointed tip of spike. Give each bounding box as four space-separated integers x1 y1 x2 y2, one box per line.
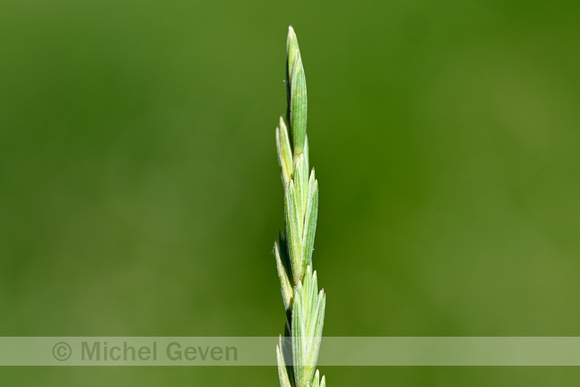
287 26 296 51
288 26 297 41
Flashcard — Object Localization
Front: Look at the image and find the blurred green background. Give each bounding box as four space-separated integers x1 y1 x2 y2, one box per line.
1 0 580 385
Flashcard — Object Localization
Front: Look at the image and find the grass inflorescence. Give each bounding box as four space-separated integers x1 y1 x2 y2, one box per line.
273 26 327 387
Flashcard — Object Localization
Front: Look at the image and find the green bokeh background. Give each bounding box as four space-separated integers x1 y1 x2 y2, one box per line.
1 0 579 385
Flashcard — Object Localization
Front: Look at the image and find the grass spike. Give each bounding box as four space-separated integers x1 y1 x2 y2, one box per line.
273 26 326 387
